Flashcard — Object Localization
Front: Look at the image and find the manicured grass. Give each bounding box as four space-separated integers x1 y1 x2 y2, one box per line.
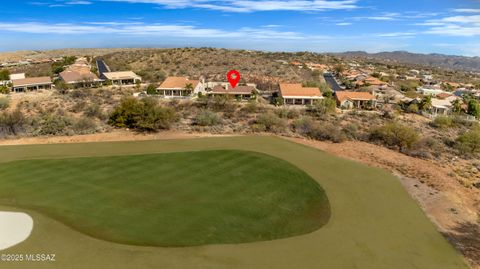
0 150 330 247
0 136 468 269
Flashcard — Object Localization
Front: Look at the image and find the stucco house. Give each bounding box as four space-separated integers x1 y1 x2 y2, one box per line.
335 91 376 109
101 71 142 86
156 77 204 98
59 70 103 88
11 77 53 92
207 85 256 101
279 83 323 105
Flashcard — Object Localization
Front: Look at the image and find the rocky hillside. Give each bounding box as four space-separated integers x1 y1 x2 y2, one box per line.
334 51 480 72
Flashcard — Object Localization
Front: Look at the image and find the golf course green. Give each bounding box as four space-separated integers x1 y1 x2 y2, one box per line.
0 150 330 246
0 136 469 269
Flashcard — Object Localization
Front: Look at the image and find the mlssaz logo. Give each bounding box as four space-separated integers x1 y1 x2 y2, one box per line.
25 254 56 262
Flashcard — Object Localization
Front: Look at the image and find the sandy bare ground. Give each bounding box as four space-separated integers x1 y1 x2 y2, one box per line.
0 130 238 146
0 212 33 250
0 131 478 267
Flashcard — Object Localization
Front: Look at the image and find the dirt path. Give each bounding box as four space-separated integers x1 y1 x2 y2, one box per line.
0 130 239 146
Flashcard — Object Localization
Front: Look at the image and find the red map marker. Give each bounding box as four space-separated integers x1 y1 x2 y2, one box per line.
227 70 240 89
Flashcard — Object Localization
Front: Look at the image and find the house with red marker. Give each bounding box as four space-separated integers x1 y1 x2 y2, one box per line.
206 84 256 101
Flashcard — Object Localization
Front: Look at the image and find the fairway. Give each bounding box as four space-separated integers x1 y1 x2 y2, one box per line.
0 150 330 246
0 136 468 269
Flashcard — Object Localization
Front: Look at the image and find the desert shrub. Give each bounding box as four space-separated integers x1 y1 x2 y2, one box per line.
452 116 475 129
307 98 336 117
69 89 89 99
0 110 26 137
430 116 454 129
194 110 221 126
208 95 237 112
109 97 176 131
70 101 87 113
254 112 287 133
0 97 9 110
241 100 262 114
456 127 480 156
408 137 442 159
72 117 97 134
342 123 360 140
0 85 10 94
276 107 300 119
37 114 73 136
293 117 346 143
406 103 419 113
84 103 106 120
369 122 419 151
146 84 157 95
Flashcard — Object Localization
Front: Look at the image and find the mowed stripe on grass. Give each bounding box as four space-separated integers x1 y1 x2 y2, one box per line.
0 150 330 247
0 136 469 269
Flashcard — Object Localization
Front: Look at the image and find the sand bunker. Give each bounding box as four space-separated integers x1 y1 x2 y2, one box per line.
0 212 33 250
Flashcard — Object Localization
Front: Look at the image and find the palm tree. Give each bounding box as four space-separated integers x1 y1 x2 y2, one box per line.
185 83 194 96
419 95 432 112
452 99 462 114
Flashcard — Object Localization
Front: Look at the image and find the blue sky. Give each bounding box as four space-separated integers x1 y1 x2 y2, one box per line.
0 0 479 56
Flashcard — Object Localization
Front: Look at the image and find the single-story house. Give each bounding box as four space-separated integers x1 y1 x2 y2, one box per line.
431 98 453 115
279 83 323 105
101 71 142 85
207 85 255 100
156 77 203 98
335 91 376 109
417 86 444 96
11 77 52 92
59 70 103 88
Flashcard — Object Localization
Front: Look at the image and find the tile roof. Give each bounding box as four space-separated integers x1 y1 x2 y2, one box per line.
158 77 199 89
12 77 52 87
210 85 254 94
102 71 141 80
335 91 376 103
60 70 99 83
279 83 322 97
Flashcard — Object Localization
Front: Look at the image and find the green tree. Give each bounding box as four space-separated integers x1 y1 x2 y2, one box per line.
456 127 480 155
109 97 176 131
334 65 345 74
419 95 432 111
55 80 70 94
0 85 10 94
467 99 480 118
185 83 194 96
146 84 157 95
452 99 462 114
0 69 10 81
309 97 336 116
369 122 419 151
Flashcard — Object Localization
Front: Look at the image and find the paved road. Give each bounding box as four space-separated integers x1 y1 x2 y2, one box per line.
323 72 344 92
96 59 110 75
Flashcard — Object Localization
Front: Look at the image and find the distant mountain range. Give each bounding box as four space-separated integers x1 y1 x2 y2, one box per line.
332 51 480 73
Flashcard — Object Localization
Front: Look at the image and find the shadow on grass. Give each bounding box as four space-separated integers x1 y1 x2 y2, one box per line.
442 221 480 267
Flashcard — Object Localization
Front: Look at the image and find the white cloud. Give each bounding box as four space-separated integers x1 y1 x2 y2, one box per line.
336 22 351 26
376 32 416 37
102 0 358 12
453 8 480 13
354 12 401 21
421 15 480 36
0 21 330 40
65 1 92 4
